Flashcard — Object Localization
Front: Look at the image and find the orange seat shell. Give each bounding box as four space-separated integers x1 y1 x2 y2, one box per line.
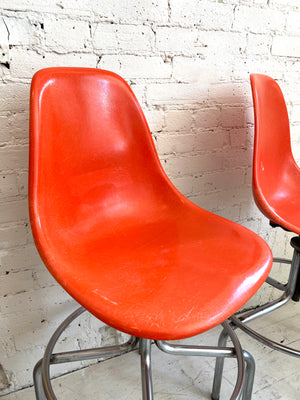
29 68 272 340
251 74 300 235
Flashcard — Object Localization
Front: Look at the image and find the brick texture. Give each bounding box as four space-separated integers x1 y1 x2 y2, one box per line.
0 0 299 394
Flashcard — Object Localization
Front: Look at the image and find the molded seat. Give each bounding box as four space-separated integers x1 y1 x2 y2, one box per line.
251 73 300 234
30 68 272 341
30 68 276 400
231 74 300 358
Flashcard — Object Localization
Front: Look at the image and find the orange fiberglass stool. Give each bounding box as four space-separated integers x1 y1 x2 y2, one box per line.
30 68 272 400
231 74 300 358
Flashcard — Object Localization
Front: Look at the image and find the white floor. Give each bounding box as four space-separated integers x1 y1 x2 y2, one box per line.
2 301 300 400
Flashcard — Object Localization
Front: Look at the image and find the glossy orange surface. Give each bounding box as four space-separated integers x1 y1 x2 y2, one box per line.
29 68 272 340
251 74 300 235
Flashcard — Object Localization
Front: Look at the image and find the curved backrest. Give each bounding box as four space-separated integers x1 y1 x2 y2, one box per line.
29 68 183 269
250 74 298 221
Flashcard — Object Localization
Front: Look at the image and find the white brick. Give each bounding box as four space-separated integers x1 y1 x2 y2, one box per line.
220 107 246 128
12 314 52 352
0 112 28 142
286 11 300 35
17 172 28 196
230 128 248 148
223 148 252 168
253 0 269 4
156 134 195 155
195 129 228 151
0 332 15 361
92 0 168 23
2 286 73 318
0 115 12 142
0 174 19 199
164 110 193 132
217 205 241 222
156 27 199 55
291 142 300 163
12 0 167 23
208 83 251 105
292 104 300 123
1 270 35 296
11 113 29 140
129 84 145 107
188 191 220 211
173 57 222 84
2 17 40 46
218 186 251 209
193 169 246 193
164 153 223 177
245 106 255 125
240 199 265 222
0 0 90 14
239 217 262 233
170 0 234 30
170 176 194 195
32 264 57 289
0 200 28 224
246 34 272 55
1 349 40 390
0 19 9 50
272 36 300 57
0 244 42 272
93 24 155 53
147 83 209 105
10 49 98 79
99 55 171 79
232 58 282 82
44 17 90 53
194 108 221 129
233 6 285 34
244 166 253 185
0 225 27 250
0 146 28 171
0 62 10 79
199 31 247 60
0 83 29 113
269 0 300 7
143 109 164 133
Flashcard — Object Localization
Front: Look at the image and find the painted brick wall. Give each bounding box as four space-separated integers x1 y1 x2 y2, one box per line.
0 0 299 394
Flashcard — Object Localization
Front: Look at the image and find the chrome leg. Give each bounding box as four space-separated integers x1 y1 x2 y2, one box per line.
33 359 47 400
156 321 248 400
34 306 139 399
41 307 86 400
140 339 153 400
242 351 255 400
211 328 229 400
212 327 255 400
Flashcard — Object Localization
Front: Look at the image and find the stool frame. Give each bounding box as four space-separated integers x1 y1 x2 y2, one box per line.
233 236 300 357
33 307 255 400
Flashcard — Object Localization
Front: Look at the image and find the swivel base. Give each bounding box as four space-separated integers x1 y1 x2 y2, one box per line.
33 308 255 400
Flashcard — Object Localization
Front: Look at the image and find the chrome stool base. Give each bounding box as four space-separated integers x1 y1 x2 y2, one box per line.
34 308 255 400
233 236 300 358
